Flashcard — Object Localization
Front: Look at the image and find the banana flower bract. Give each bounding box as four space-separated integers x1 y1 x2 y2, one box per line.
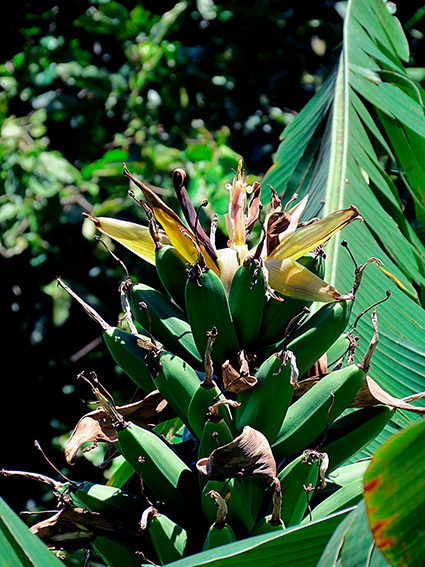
87 162 362 303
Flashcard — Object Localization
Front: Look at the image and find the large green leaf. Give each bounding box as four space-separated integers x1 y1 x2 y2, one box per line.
263 0 425 451
165 510 350 567
363 417 425 567
0 496 64 567
317 500 390 567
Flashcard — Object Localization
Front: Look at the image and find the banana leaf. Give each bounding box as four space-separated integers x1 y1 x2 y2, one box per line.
364 417 425 567
165 509 351 567
263 0 425 452
0 496 64 567
317 500 390 567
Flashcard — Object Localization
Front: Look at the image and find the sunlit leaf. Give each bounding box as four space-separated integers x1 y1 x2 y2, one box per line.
165 509 351 567
0 496 64 566
364 418 425 567
263 0 425 454
317 501 389 567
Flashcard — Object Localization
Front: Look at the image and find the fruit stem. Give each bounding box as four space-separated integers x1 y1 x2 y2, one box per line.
360 308 379 373
56 277 110 332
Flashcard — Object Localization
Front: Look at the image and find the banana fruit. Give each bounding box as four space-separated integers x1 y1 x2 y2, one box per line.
202 490 236 550
272 363 366 460
319 405 395 472
150 349 202 430
155 243 189 310
237 351 297 443
103 326 156 394
185 266 239 368
140 506 188 564
250 479 285 535
68 481 145 519
273 310 380 461
282 298 353 378
115 420 197 517
229 258 266 349
129 282 202 368
91 535 146 567
275 453 320 526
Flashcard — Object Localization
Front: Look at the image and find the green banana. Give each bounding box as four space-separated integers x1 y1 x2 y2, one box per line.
280 298 353 378
140 506 188 564
115 420 197 517
187 330 237 440
91 535 147 567
103 326 156 394
250 514 285 536
258 252 325 348
68 481 146 519
187 381 234 441
151 349 201 430
129 282 202 368
228 258 266 349
196 401 237 492
325 332 352 368
250 480 285 536
272 362 366 461
155 244 189 310
202 491 236 550
274 453 320 527
197 404 236 491
185 267 239 368
236 351 297 443
56 277 156 394
203 522 237 550
201 478 256 537
319 405 395 473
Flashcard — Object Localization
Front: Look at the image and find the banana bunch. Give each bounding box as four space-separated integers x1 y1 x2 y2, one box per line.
16 163 411 566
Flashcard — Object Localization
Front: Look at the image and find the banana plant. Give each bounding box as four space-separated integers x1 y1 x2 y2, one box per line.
3 1 425 567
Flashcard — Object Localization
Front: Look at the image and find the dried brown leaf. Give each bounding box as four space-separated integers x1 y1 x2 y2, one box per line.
31 507 142 550
196 426 277 482
267 211 291 256
221 360 257 393
65 390 172 464
245 181 262 238
349 376 425 415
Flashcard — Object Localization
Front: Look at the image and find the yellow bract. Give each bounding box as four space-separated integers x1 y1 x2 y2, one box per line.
88 166 362 303
85 217 163 265
268 206 361 262
265 258 343 302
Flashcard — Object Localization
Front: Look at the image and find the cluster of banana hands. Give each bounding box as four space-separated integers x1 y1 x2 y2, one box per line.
4 162 423 566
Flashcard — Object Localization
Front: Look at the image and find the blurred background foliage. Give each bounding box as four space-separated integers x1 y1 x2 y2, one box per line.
1 0 425 518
